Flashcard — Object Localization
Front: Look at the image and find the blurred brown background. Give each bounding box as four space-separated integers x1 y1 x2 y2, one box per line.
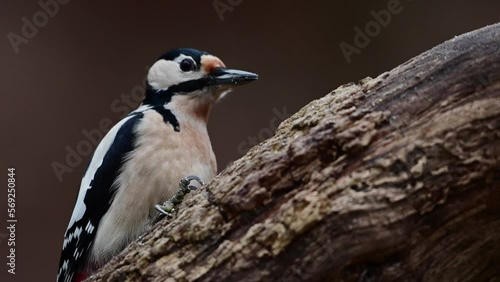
0 0 498 281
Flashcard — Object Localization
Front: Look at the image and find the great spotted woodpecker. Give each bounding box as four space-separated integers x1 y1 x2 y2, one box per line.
57 48 258 282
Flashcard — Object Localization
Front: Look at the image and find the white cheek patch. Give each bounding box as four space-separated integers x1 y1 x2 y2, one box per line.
147 59 204 91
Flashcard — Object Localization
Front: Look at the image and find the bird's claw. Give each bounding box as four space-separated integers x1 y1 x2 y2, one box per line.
155 203 175 217
179 175 204 192
154 175 204 220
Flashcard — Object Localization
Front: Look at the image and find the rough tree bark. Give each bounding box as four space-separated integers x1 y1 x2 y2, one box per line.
88 24 500 282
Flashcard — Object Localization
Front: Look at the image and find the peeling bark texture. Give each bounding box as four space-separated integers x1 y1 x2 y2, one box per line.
88 24 500 282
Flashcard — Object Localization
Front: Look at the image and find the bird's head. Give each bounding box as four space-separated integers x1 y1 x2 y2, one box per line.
143 48 258 121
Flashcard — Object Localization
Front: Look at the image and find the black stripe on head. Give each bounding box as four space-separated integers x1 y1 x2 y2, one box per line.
158 48 208 68
143 77 211 106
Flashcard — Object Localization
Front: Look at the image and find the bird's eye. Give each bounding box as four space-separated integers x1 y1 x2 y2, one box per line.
179 59 195 72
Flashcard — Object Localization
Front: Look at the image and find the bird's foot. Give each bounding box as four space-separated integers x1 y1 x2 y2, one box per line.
154 175 204 222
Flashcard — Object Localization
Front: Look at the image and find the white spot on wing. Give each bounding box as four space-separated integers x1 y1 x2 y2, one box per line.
57 259 73 282
85 221 95 233
62 260 68 270
63 226 82 249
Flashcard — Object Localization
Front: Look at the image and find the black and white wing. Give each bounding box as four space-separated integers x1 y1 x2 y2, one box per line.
57 113 143 282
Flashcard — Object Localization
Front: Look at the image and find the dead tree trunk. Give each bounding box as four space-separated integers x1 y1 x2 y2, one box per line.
88 24 500 282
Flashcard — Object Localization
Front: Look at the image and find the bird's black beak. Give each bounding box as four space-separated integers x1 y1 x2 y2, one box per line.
209 68 259 86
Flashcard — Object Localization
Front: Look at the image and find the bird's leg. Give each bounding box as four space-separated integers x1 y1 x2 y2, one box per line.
153 175 204 222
